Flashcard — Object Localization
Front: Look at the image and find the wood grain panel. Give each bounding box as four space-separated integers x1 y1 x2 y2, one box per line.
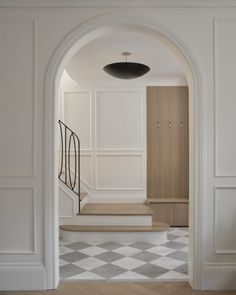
150 204 175 225
174 203 189 226
147 86 189 200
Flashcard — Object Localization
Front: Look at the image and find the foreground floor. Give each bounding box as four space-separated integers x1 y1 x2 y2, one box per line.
59 227 188 281
2 282 236 295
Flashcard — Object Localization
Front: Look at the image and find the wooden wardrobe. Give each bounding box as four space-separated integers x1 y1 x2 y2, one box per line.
147 86 189 226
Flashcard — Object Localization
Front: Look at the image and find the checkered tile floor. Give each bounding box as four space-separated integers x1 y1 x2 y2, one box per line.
59 227 188 281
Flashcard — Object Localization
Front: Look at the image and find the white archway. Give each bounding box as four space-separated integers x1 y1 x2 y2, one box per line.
44 13 204 290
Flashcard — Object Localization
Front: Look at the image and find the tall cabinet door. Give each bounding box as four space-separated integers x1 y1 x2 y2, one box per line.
147 86 189 225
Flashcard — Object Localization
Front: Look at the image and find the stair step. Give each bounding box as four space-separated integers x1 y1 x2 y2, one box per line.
60 222 168 232
80 203 154 216
60 222 168 243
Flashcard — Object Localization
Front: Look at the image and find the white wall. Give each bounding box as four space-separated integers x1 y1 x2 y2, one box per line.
1 0 236 290
60 76 146 202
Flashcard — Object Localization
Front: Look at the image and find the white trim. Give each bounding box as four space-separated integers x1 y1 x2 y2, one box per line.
0 263 45 291
0 19 36 179
204 262 236 271
44 13 203 289
94 89 144 150
0 186 37 255
213 186 236 254
63 90 93 151
213 19 236 177
2 0 236 8
95 154 143 191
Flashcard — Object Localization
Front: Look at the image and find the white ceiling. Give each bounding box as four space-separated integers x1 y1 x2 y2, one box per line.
66 31 187 85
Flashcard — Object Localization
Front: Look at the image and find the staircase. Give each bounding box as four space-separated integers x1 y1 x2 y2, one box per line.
58 120 169 243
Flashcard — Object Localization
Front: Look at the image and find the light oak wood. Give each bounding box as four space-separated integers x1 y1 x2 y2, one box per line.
148 198 189 204
151 203 175 225
3 282 236 295
60 221 168 232
150 203 189 226
174 203 189 226
80 203 154 216
147 86 189 226
147 86 189 200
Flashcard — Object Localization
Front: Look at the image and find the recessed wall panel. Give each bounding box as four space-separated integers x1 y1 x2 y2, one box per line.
215 20 236 176
96 155 142 190
96 91 142 149
81 155 91 186
0 188 35 253
214 187 236 253
0 21 35 177
64 92 91 150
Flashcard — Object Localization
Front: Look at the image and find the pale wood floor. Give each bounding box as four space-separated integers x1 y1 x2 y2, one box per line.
60 221 168 232
1 282 236 295
80 203 154 215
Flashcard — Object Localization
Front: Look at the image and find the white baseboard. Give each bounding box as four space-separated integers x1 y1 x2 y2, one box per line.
203 263 236 290
0 263 45 290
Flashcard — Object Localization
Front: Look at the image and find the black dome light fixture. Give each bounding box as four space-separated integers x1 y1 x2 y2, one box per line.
103 52 150 79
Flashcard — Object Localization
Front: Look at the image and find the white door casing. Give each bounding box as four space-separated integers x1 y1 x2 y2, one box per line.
44 13 204 289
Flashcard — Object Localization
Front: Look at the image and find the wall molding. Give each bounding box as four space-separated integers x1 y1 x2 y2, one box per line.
0 187 37 255
213 19 236 177
0 19 37 179
213 186 236 254
95 154 143 191
204 262 236 271
94 89 144 151
1 0 236 8
64 91 93 150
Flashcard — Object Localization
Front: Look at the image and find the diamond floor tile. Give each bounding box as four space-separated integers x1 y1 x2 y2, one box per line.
92 264 126 279
60 264 84 278
132 263 168 278
111 257 146 270
59 227 189 281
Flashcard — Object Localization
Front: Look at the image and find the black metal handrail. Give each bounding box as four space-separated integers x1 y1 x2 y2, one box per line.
58 120 81 213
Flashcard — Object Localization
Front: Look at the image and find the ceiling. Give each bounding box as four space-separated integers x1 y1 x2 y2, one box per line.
66 31 187 86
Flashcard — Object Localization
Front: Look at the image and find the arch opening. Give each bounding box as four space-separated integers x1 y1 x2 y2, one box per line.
44 15 203 289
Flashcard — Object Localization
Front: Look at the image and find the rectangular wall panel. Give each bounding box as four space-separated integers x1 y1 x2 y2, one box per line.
81 155 91 186
214 20 236 176
96 155 142 190
214 187 236 254
95 91 143 150
64 92 92 150
0 188 35 254
0 21 35 177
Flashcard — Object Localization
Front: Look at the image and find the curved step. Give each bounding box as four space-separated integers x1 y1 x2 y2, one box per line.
60 222 169 243
60 222 168 232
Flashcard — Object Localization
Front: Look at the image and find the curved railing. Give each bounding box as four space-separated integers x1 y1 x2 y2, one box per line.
58 120 80 213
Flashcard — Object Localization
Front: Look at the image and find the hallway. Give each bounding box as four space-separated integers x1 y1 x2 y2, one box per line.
59 227 188 281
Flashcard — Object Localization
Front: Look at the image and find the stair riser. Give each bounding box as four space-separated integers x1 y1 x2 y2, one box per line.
63 215 152 226
61 230 167 243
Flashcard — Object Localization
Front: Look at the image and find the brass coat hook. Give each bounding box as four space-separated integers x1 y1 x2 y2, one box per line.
154 121 160 129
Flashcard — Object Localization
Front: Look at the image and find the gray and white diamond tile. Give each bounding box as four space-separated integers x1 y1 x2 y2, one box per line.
59 227 189 281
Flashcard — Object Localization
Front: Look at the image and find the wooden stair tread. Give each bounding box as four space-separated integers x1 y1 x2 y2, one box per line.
80 203 154 216
148 198 189 204
60 222 169 232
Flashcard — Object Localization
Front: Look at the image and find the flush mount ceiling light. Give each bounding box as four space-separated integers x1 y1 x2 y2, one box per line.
103 52 150 79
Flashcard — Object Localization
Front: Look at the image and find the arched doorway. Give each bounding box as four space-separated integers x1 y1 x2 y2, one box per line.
44 13 203 289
